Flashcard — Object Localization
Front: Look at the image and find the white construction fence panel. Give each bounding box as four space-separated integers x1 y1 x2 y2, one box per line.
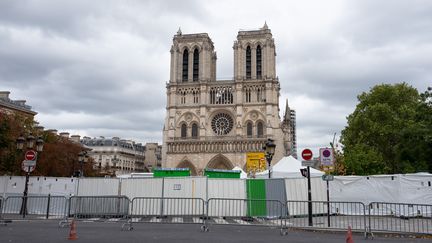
77 178 119 196
285 177 326 216
207 179 246 199
0 176 77 197
120 178 163 198
162 177 207 199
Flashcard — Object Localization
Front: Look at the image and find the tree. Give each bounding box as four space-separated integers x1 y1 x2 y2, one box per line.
341 83 431 175
0 113 98 177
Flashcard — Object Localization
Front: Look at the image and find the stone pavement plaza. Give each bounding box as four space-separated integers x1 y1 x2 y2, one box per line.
1 220 431 243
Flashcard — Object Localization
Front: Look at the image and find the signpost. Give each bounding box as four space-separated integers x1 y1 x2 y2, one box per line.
319 147 335 228
301 149 313 227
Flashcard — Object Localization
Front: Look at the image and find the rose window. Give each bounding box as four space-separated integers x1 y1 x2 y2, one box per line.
211 113 234 135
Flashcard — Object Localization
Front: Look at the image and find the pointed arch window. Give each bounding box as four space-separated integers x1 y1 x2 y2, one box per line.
182 50 189 82
246 122 253 137
191 123 198 138
257 121 264 138
193 49 199 81
181 124 187 138
256 45 262 79
246 46 251 79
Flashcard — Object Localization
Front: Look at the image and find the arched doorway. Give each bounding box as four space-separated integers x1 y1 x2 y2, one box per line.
207 154 234 170
176 160 198 176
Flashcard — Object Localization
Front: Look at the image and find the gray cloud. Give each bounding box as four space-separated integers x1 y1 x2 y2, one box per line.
1 0 431 154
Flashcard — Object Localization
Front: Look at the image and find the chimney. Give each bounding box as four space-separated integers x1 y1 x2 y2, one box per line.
0 91 10 99
59 132 70 138
47 129 58 135
15 100 26 106
70 135 81 143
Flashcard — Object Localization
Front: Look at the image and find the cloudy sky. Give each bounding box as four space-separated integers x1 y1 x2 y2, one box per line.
1 0 431 155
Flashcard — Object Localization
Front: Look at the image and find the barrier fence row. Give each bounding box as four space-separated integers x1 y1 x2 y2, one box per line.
0 195 431 237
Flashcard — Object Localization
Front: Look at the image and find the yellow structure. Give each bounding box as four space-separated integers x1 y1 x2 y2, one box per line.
246 152 266 173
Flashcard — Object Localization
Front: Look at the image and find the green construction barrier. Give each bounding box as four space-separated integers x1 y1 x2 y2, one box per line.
204 169 241 178
153 168 190 177
246 179 267 216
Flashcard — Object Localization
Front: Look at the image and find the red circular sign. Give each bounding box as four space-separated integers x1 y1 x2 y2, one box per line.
25 150 37 161
301 149 313 160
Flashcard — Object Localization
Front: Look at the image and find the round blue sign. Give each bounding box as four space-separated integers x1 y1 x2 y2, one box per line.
323 149 331 157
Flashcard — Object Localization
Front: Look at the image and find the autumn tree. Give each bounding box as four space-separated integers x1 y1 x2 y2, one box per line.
0 113 98 177
341 83 432 175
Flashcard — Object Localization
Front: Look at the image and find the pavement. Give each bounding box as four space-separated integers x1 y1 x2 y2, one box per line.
0 220 431 243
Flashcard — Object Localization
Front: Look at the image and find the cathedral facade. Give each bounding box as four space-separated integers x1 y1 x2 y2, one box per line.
162 24 293 175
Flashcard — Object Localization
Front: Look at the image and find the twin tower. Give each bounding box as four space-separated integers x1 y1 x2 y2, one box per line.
162 24 294 175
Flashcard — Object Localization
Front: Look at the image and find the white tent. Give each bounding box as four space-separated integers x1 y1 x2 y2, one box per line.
232 166 248 179
255 155 324 178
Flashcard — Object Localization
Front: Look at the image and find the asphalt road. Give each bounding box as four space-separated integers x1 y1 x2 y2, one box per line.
0 220 430 243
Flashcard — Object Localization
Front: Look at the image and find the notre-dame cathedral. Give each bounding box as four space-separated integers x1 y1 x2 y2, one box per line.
162 24 295 175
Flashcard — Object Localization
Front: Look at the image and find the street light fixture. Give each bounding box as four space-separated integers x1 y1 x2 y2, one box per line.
16 133 44 218
78 151 88 177
263 138 276 179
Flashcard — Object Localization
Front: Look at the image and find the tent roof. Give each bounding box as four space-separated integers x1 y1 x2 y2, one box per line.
232 166 248 179
256 155 323 178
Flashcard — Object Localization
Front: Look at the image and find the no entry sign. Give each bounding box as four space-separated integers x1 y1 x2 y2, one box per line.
25 150 37 161
301 149 313 161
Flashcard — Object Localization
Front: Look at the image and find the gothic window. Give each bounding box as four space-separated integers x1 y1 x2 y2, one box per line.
211 113 234 135
180 91 186 104
257 121 264 137
256 87 262 102
256 45 262 79
193 90 199 104
246 46 251 79
191 123 198 138
181 123 187 138
245 87 251 103
210 86 233 104
193 49 199 81
246 122 253 137
182 49 188 82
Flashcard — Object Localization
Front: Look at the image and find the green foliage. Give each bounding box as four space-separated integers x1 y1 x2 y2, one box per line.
341 83 432 175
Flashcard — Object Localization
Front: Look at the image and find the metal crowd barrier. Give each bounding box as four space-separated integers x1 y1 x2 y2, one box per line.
1 195 68 221
205 198 288 235
286 200 367 237
368 202 432 236
122 197 206 231
59 195 130 227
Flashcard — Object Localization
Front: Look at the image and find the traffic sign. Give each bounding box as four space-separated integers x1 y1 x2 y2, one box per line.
21 161 36 173
301 149 313 161
25 150 37 161
301 160 317 167
22 160 36 167
322 174 334 181
319 148 334 166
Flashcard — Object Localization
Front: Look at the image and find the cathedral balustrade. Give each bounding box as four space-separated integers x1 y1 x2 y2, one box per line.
166 136 267 154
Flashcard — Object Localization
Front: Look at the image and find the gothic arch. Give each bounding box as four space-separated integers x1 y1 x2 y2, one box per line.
177 160 198 176
242 110 265 124
207 154 234 170
191 44 202 53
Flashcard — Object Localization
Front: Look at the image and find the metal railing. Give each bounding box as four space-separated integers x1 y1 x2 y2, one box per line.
68 195 130 219
286 200 367 236
1 195 68 220
123 197 206 230
368 202 432 235
0 194 431 237
205 198 287 234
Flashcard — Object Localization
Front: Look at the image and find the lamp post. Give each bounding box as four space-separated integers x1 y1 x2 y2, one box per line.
16 133 44 217
78 151 88 177
263 138 276 179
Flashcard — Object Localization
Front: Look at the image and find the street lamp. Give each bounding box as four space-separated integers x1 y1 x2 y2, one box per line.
78 151 88 177
16 133 44 217
263 138 276 179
